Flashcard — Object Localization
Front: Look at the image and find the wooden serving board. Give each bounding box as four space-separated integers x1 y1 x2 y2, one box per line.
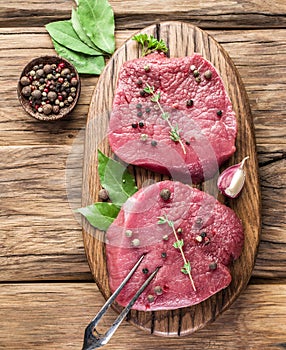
82 22 261 336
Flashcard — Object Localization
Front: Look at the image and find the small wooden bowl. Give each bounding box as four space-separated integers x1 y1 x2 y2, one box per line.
17 55 81 121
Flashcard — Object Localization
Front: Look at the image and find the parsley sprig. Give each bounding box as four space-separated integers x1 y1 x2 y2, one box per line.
132 34 168 57
158 215 196 291
143 84 186 154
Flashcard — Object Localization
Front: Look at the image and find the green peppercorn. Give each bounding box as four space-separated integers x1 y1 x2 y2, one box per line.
193 70 200 77
144 65 150 72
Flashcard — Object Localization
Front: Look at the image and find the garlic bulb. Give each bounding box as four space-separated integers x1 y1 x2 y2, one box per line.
217 156 249 198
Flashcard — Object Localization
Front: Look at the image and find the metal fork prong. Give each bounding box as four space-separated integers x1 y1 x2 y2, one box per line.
91 254 146 328
100 266 160 346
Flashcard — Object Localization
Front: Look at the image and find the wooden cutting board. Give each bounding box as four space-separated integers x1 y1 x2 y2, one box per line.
81 21 261 336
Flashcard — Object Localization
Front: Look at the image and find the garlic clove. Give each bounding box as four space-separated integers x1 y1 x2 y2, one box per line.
217 156 249 198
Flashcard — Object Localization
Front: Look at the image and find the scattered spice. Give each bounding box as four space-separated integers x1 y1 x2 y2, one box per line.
132 122 138 128
136 79 143 86
161 252 167 258
162 234 169 241
217 110 223 117
147 294 154 303
177 228 183 234
204 70 212 80
154 286 163 295
186 99 194 107
138 121 144 128
125 229 133 237
131 238 140 247
145 106 151 113
137 111 143 117
209 262 217 270
151 140 158 147
160 188 171 201
140 134 148 142
142 268 149 274
136 103 142 109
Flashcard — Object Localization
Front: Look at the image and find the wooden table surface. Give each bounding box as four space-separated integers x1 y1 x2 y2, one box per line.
0 1 285 349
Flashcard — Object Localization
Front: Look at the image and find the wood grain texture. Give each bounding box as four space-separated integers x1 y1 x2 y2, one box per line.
1 0 286 29
0 283 285 349
82 22 261 336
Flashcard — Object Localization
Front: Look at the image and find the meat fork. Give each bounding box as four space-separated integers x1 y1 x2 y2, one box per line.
82 254 159 350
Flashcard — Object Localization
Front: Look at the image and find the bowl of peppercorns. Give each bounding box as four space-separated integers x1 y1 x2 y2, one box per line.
17 55 80 121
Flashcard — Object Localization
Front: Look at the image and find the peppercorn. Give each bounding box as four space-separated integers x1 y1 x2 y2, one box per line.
217 110 223 117
21 86 31 97
125 230 133 238
136 79 143 86
43 64 52 74
36 69 44 78
67 96 73 103
62 81 70 89
185 141 190 146
151 140 157 147
142 268 149 274
131 238 140 247
204 70 212 80
209 262 217 270
195 77 201 83
98 188 109 201
31 89 42 100
154 286 163 296
42 104 53 115
160 188 171 201
145 107 151 113
52 105 60 114
61 68 71 77
147 295 154 303
177 228 183 234
162 235 169 241
138 121 144 128
140 90 146 97
131 122 138 128
161 252 167 258
193 70 200 77
137 111 143 117
200 232 207 238
47 91 57 102
29 70 36 77
144 65 150 72
20 76 30 86
70 77 78 86
186 99 194 107
140 134 148 141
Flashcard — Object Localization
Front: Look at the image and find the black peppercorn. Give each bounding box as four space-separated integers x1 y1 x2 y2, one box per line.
161 252 167 258
140 90 146 97
131 122 138 128
138 121 144 128
186 99 194 107
209 262 217 270
151 140 157 146
217 110 223 117
137 111 143 117
142 268 149 274
136 103 142 109
145 107 151 113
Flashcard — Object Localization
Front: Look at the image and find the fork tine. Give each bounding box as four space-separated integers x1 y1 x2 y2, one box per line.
82 258 160 350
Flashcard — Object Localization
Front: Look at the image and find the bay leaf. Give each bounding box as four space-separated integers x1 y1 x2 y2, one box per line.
46 20 102 56
71 8 101 52
77 202 120 231
77 0 115 55
98 150 138 207
52 39 105 75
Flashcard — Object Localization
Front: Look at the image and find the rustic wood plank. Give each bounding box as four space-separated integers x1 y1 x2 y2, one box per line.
0 0 286 29
0 283 285 349
0 29 285 146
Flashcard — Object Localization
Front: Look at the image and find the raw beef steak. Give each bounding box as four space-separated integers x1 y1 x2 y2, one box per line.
108 52 237 183
106 180 244 311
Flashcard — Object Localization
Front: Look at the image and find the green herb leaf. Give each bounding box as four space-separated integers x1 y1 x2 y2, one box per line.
169 124 181 142
161 112 169 120
98 150 137 206
52 39 105 75
157 216 167 225
77 0 115 55
77 202 120 231
173 239 184 249
150 92 161 103
181 261 191 274
143 84 155 95
71 8 103 52
46 20 102 56
132 34 168 56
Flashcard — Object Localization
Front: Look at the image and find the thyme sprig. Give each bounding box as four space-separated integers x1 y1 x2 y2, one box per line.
158 215 196 291
143 84 186 154
132 34 168 57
